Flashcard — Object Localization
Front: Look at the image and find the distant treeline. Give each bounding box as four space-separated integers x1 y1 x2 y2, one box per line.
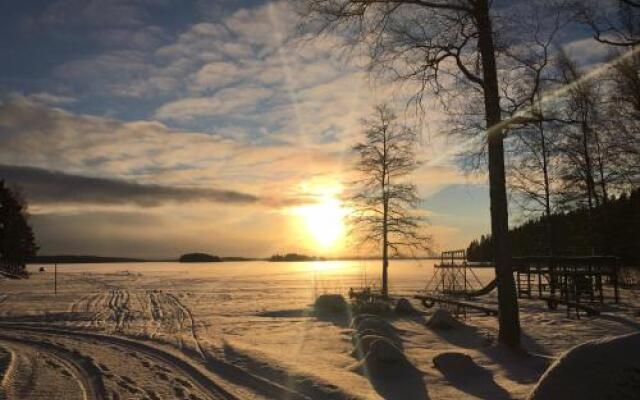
178 253 221 262
467 188 640 263
269 253 326 262
28 255 145 264
29 254 257 264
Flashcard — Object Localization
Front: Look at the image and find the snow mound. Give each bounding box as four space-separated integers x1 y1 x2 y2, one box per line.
350 313 379 329
352 300 392 315
314 294 348 314
426 308 463 330
394 298 419 315
351 334 388 358
353 328 402 348
354 316 398 338
529 332 640 400
366 337 406 363
350 336 410 376
433 352 489 379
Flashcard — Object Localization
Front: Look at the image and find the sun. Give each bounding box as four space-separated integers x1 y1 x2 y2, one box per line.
295 195 347 250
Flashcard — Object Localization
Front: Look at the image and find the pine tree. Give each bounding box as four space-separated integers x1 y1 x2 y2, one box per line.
0 181 38 277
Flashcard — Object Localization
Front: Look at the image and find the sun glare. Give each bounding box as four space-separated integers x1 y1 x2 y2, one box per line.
295 195 347 250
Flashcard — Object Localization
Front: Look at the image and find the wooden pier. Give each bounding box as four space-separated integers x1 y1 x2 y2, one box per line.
511 256 619 317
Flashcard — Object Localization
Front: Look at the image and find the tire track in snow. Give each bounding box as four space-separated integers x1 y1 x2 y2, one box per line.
0 324 238 400
0 335 107 400
167 293 205 359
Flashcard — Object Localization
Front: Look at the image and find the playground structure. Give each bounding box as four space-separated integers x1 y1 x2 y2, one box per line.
418 250 621 317
423 250 497 298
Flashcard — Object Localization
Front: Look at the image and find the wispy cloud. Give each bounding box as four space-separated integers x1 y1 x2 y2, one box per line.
28 92 77 105
0 164 259 207
155 86 274 121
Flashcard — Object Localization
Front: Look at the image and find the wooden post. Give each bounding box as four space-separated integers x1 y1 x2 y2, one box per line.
587 264 595 303
597 273 604 304
613 265 619 304
538 263 542 298
54 263 57 295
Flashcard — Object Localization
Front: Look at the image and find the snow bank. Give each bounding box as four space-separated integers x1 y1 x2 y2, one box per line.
529 332 640 400
426 308 463 330
350 336 410 376
349 314 412 376
353 316 398 338
351 334 392 358
314 294 348 315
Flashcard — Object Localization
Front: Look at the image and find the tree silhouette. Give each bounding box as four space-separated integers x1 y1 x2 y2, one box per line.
349 104 431 298
0 181 37 277
467 188 640 263
579 0 640 47
298 0 522 347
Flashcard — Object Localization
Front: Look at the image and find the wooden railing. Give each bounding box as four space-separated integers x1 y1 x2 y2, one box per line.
439 249 467 266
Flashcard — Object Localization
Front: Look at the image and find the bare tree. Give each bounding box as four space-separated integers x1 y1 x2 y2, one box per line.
508 118 564 253
578 1 640 191
553 51 622 253
349 104 431 298
501 10 565 255
298 0 522 346
606 50 640 184
579 0 640 47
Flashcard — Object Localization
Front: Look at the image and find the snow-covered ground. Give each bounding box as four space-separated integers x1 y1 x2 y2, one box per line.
0 260 638 399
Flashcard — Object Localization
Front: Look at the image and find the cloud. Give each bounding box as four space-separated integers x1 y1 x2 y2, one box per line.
0 97 335 210
0 95 237 177
192 62 244 91
30 208 290 258
562 37 612 67
53 50 181 98
28 92 77 105
0 96 350 196
0 164 259 207
155 86 273 121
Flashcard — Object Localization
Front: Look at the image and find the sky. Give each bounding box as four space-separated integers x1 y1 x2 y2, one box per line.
0 0 613 259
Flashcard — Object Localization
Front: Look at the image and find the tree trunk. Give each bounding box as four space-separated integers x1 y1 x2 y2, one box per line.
382 186 389 297
581 119 597 254
539 117 556 255
476 0 521 347
382 125 389 298
382 235 389 297
593 128 612 254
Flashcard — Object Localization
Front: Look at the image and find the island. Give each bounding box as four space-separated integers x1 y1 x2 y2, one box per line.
268 253 326 262
28 255 146 264
178 253 222 262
